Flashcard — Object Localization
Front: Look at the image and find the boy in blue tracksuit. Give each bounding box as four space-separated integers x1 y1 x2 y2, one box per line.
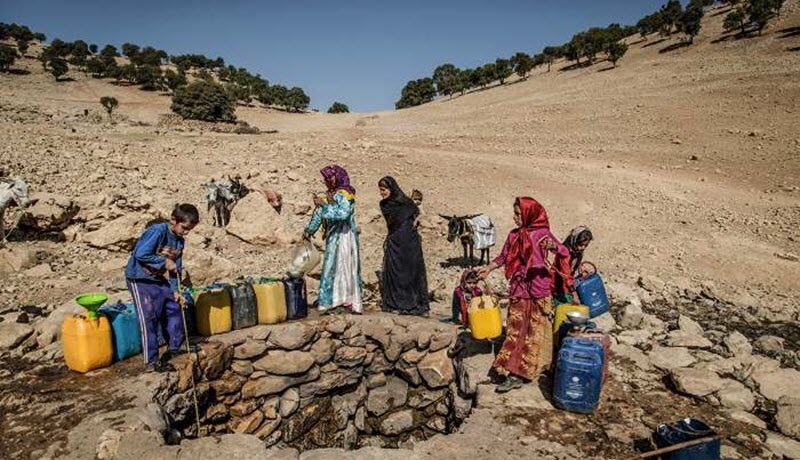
125 204 199 372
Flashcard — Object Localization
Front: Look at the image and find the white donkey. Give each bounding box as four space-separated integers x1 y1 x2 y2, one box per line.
0 177 31 242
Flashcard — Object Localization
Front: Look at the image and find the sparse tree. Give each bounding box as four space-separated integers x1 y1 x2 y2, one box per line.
660 0 683 36
432 63 460 98
89 43 98 54
171 80 236 122
747 0 772 34
135 64 162 90
327 102 349 113
16 39 29 56
511 52 533 78
48 57 68 81
163 69 187 93
100 44 119 58
0 45 17 71
395 77 435 109
121 43 140 61
494 58 512 84
723 8 747 34
679 0 705 43
86 56 107 77
100 96 118 120
285 87 310 112
605 41 628 67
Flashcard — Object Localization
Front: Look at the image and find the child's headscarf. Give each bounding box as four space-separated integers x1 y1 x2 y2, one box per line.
563 226 593 274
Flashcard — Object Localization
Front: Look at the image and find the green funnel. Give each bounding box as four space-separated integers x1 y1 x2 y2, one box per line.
75 292 109 319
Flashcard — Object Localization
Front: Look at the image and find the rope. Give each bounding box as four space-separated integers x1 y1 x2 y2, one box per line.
176 276 202 437
1 206 27 245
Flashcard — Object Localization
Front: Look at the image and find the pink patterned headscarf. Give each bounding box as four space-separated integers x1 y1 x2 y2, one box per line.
321 165 356 197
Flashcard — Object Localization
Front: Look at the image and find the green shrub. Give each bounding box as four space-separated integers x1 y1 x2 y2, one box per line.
327 102 349 113
171 80 236 122
0 45 17 71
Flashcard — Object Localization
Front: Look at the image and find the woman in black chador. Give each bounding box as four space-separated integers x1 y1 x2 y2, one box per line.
378 176 430 315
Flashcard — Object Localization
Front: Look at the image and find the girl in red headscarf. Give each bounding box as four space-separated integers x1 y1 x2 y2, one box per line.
477 197 569 393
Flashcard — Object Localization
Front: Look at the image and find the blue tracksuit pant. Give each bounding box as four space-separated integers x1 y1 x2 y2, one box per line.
127 278 185 364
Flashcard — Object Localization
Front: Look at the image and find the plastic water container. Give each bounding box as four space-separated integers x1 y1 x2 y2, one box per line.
99 302 142 361
553 336 604 413
569 328 610 382
284 277 308 319
194 287 232 336
553 303 590 334
227 281 258 330
656 418 720 460
468 295 502 340
575 262 609 318
252 278 287 324
62 314 113 373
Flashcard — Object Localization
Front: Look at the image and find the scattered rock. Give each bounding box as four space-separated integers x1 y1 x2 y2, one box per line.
777 396 800 440
669 367 725 397
619 303 644 329
0 321 33 350
417 349 455 389
716 379 755 412
753 368 800 401
723 331 753 357
648 345 696 371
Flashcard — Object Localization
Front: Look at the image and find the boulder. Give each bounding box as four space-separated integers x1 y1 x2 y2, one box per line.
592 312 617 332
725 409 767 429
723 331 753 357
755 335 785 353
254 350 316 375
0 321 33 350
280 388 300 417
665 330 713 349
619 303 644 329
268 323 316 350
183 248 236 286
24 263 53 278
677 315 704 336
83 213 149 251
753 368 800 401
647 346 696 371
379 409 414 436
417 349 455 389
669 368 725 397
0 246 37 276
716 379 755 412
617 329 653 348
765 431 800 460
777 396 800 440
366 375 408 416
226 193 296 246
20 192 79 231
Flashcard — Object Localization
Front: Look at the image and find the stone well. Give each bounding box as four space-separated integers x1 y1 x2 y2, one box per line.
153 314 475 451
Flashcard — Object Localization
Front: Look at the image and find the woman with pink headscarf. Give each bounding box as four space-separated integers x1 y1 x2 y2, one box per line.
303 165 362 313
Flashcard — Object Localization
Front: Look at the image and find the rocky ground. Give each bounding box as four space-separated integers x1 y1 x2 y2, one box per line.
1 2 800 459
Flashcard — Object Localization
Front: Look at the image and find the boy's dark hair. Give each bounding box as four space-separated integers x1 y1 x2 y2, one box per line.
172 203 200 224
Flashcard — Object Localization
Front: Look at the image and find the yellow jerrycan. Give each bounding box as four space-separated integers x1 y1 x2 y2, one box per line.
194 287 233 336
468 283 503 340
553 303 590 333
62 314 113 373
252 278 287 324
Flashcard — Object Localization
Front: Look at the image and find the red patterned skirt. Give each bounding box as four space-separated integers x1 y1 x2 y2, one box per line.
492 297 553 380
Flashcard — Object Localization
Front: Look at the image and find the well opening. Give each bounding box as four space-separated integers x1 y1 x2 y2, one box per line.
154 315 475 451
